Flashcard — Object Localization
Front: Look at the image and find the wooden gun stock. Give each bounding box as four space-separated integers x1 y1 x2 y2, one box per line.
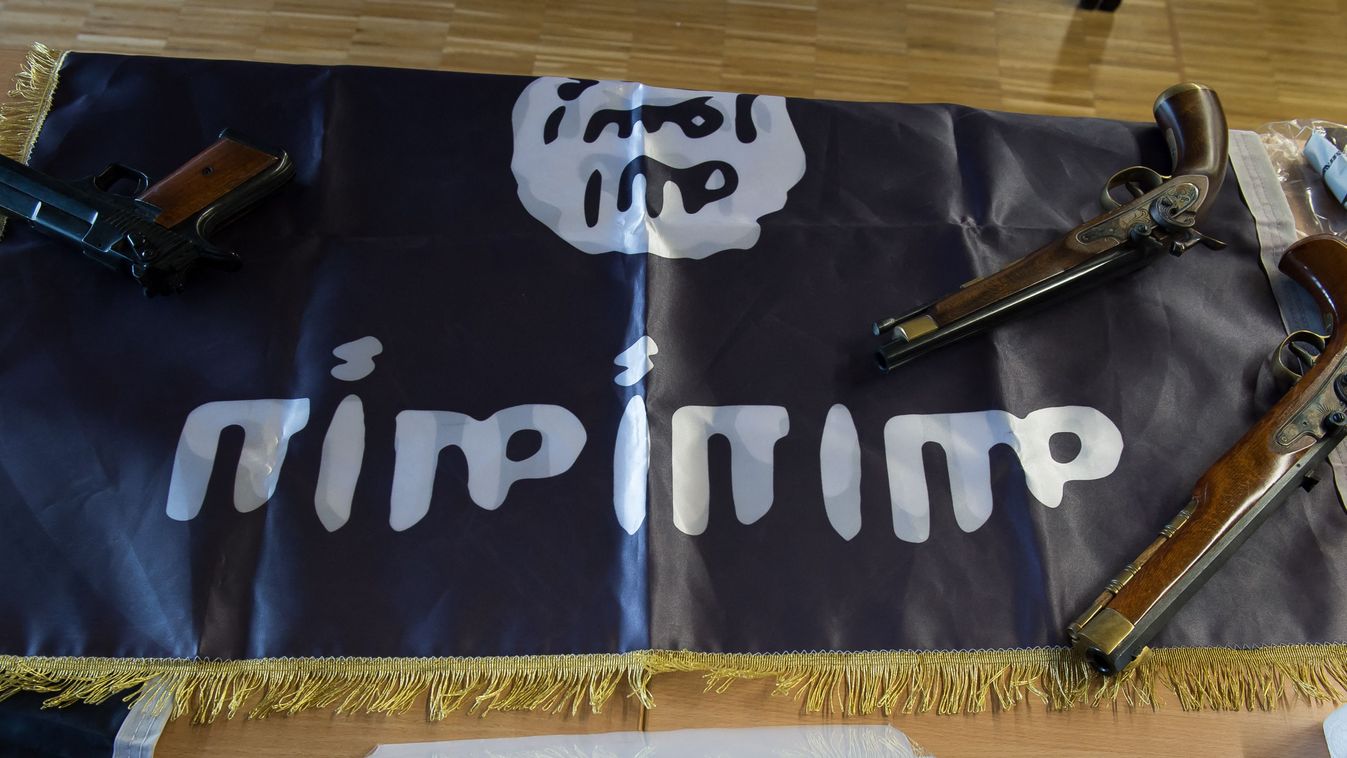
1070 234 1347 674
873 83 1228 372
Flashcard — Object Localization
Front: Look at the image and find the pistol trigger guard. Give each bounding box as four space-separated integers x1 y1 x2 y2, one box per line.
1273 330 1328 388
1100 165 1168 211
90 163 150 196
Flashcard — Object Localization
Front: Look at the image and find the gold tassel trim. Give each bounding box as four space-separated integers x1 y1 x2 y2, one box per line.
0 42 67 238
0 43 65 162
4 645 1347 722
0 653 654 724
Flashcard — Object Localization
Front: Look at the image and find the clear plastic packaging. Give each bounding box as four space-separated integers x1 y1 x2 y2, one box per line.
1258 119 1347 237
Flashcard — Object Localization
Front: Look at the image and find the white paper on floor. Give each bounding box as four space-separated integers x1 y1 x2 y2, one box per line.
366 724 923 758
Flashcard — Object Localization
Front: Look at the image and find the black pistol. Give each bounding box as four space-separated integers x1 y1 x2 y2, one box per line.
0 129 293 295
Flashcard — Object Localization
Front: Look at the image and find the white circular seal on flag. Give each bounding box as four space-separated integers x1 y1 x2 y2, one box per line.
510 78 806 260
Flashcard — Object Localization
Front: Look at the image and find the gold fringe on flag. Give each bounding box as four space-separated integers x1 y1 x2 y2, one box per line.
0 43 65 162
0 653 655 724
0 42 67 238
4 645 1347 722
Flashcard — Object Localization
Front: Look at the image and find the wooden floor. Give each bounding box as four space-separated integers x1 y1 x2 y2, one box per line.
2 1 1345 755
1 0 1347 128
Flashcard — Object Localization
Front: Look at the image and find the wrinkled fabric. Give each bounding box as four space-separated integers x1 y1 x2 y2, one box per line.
0 52 1335 664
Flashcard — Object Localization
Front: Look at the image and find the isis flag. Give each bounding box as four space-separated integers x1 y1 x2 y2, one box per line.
0 44 1343 722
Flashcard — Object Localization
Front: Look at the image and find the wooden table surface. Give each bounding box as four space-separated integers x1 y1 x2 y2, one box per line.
150 673 1336 757
0 3 1343 749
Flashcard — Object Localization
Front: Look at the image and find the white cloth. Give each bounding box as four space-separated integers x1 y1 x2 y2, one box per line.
366 724 921 758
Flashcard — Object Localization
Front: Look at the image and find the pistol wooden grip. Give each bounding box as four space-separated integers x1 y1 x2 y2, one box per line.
138 134 281 229
1153 82 1228 195
1280 234 1347 332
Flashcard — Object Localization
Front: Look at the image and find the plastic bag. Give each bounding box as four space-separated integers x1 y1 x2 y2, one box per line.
1258 119 1347 237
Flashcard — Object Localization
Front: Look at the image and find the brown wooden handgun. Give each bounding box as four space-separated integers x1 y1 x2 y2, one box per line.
1070 234 1347 674
872 83 1229 372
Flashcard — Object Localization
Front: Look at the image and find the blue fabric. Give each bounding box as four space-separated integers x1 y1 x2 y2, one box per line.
0 692 124 757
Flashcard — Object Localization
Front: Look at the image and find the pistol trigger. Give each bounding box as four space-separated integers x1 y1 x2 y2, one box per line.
1291 342 1319 370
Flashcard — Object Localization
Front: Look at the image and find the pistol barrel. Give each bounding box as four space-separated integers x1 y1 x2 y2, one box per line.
874 244 1149 372
0 155 104 241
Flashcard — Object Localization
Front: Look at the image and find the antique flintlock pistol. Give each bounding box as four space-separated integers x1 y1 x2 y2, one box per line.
1070 235 1347 674
872 83 1228 372
0 129 293 295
